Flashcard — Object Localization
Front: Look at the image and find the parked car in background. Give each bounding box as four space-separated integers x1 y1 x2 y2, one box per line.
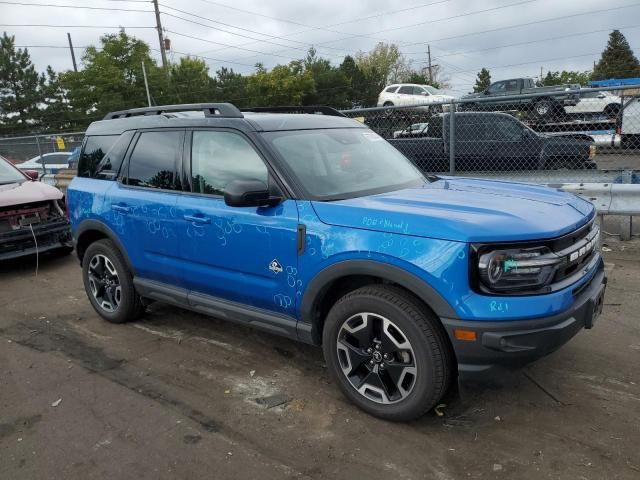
565 90 623 117
378 84 454 111
392 122 429 138
621 95 640 148
389 112 597 171
461 78 579 118
15 151 72 175
0 155 72 261
69 103 606 422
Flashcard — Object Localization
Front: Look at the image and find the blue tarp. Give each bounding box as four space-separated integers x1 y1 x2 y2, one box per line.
589 78 640 87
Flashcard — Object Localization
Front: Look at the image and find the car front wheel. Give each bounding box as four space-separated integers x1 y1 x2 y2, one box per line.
323 285 453 421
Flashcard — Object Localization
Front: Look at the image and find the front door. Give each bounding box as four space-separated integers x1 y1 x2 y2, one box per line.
176 129 299 315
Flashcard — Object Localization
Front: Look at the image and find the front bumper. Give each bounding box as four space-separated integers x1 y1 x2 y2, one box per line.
0 218 72 261
441 260 606 379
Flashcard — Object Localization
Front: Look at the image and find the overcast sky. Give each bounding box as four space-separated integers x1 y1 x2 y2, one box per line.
2 0 639 95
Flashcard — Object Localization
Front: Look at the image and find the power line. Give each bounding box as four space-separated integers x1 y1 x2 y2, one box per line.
0 24 155 29
225 0 539 63
0 0 153 13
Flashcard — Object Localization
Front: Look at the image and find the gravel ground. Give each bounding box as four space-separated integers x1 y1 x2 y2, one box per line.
1 240 639 480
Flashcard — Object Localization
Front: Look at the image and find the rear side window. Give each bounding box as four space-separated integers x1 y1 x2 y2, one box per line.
398 86 413 94
125 131 183 190
94 131 135 180
78 135 118 178
190 131 268 195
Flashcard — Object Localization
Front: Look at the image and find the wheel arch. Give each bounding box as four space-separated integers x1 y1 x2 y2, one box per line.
75 220 136 274
299 260 456 345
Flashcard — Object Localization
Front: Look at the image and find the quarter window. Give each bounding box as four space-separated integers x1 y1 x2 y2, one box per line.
385 86 398 93
190 131 268 195
126 131 182 190
78 135 119 178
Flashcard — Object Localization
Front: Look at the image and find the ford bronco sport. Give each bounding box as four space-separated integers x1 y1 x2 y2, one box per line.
68 103 606 421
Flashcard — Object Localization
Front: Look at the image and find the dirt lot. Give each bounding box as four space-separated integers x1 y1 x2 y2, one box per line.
1 240 639 480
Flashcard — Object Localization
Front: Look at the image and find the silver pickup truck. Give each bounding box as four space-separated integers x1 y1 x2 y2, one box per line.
461 78 579 118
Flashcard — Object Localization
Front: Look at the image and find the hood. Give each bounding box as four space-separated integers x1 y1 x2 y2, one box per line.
311 178 595 243
0 180 63 208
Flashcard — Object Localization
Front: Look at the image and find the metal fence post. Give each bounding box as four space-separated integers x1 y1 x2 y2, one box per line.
449 102 456 175
34 133 46 178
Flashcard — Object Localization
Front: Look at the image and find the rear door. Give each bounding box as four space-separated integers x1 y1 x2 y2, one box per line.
176 129 299 314
108 129 186 287
396 85 414 106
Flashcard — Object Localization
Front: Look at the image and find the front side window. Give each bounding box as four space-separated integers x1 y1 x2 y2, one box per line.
264 128 424 200
504 80 519 92
78 135 119 178
413 87 427 95
488 82 505 94
125 131 182 190
485 118 523 141
424 86 440 95
191 131 268 195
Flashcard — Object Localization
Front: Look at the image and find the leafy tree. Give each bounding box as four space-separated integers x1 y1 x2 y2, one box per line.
167 56 211 104
540 70 591 86
355 43 404 90
338 55 368 107
246 61 314 106
592 30 640 80
211 67 249 106
301 47 350 107
0 33 46 131
473 68 491 93
60 31 163 122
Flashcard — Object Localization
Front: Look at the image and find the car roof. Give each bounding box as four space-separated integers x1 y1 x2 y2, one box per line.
86 112 366 136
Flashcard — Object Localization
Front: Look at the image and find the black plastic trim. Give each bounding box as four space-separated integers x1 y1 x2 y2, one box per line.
300 259 456 343
74 219 136 274
133 278 304 343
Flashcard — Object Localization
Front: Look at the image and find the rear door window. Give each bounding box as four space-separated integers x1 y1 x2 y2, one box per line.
398 86 413 94
125 131 183 190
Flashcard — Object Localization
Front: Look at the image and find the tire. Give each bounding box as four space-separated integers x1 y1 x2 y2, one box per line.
603 104 620 118
82 239 145 324
532 99 554 118
322 285 453 421
383 101 394 107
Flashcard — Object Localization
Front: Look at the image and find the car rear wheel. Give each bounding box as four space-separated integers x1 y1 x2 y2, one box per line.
322 285 453 421
603 104 620 118
533 99 554 118
82 239 144 324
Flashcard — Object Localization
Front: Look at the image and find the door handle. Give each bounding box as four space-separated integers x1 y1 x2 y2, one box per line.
183 214 211 224
111 204 131 214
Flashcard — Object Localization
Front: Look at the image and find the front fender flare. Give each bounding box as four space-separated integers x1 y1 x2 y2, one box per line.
298 259 456 344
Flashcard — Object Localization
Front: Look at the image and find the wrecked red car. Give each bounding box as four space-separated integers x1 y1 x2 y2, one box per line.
0 155 72 261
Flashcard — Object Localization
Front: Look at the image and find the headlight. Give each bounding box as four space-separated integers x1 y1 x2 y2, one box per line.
477 247 562 292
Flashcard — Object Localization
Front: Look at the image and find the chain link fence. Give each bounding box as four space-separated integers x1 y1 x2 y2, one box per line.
0 132 84 171
341 84 640 184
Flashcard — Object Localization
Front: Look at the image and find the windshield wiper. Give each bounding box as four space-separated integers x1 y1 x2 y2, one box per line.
426 175 441 182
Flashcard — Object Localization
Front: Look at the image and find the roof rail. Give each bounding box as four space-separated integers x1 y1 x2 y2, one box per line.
103 103 243 120
242 106 346 117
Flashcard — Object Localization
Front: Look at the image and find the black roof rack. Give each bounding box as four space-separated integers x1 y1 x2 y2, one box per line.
103 103 243 120
242 106 345 117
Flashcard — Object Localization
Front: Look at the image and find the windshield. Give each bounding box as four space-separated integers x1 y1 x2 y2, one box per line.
0 157 26 184
424 86 440 95
263 129 425 200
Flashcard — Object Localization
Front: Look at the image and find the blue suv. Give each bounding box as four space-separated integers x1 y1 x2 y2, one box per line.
68 103 606 421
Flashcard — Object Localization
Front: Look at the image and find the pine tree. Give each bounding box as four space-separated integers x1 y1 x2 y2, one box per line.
592 30 640 80
0 32 46 132
473 68 491 93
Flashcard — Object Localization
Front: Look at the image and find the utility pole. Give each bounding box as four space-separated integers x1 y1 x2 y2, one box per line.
427 44 433 85
141 61 152 107
152 0 167 68
67 32 77 72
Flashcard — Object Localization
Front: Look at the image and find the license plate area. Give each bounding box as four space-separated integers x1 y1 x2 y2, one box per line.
585 283 606 329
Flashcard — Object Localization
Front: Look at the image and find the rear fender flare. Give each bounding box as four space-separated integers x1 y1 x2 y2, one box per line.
75 219 135 274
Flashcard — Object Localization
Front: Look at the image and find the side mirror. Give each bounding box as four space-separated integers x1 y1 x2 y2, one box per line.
484 90 490 95
24 170 39 180
420 91 428 96
597 93 606 99
224 179 281 208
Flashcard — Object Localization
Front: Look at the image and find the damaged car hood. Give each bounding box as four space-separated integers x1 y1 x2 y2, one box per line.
0 180 63 208
311 177 595 243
